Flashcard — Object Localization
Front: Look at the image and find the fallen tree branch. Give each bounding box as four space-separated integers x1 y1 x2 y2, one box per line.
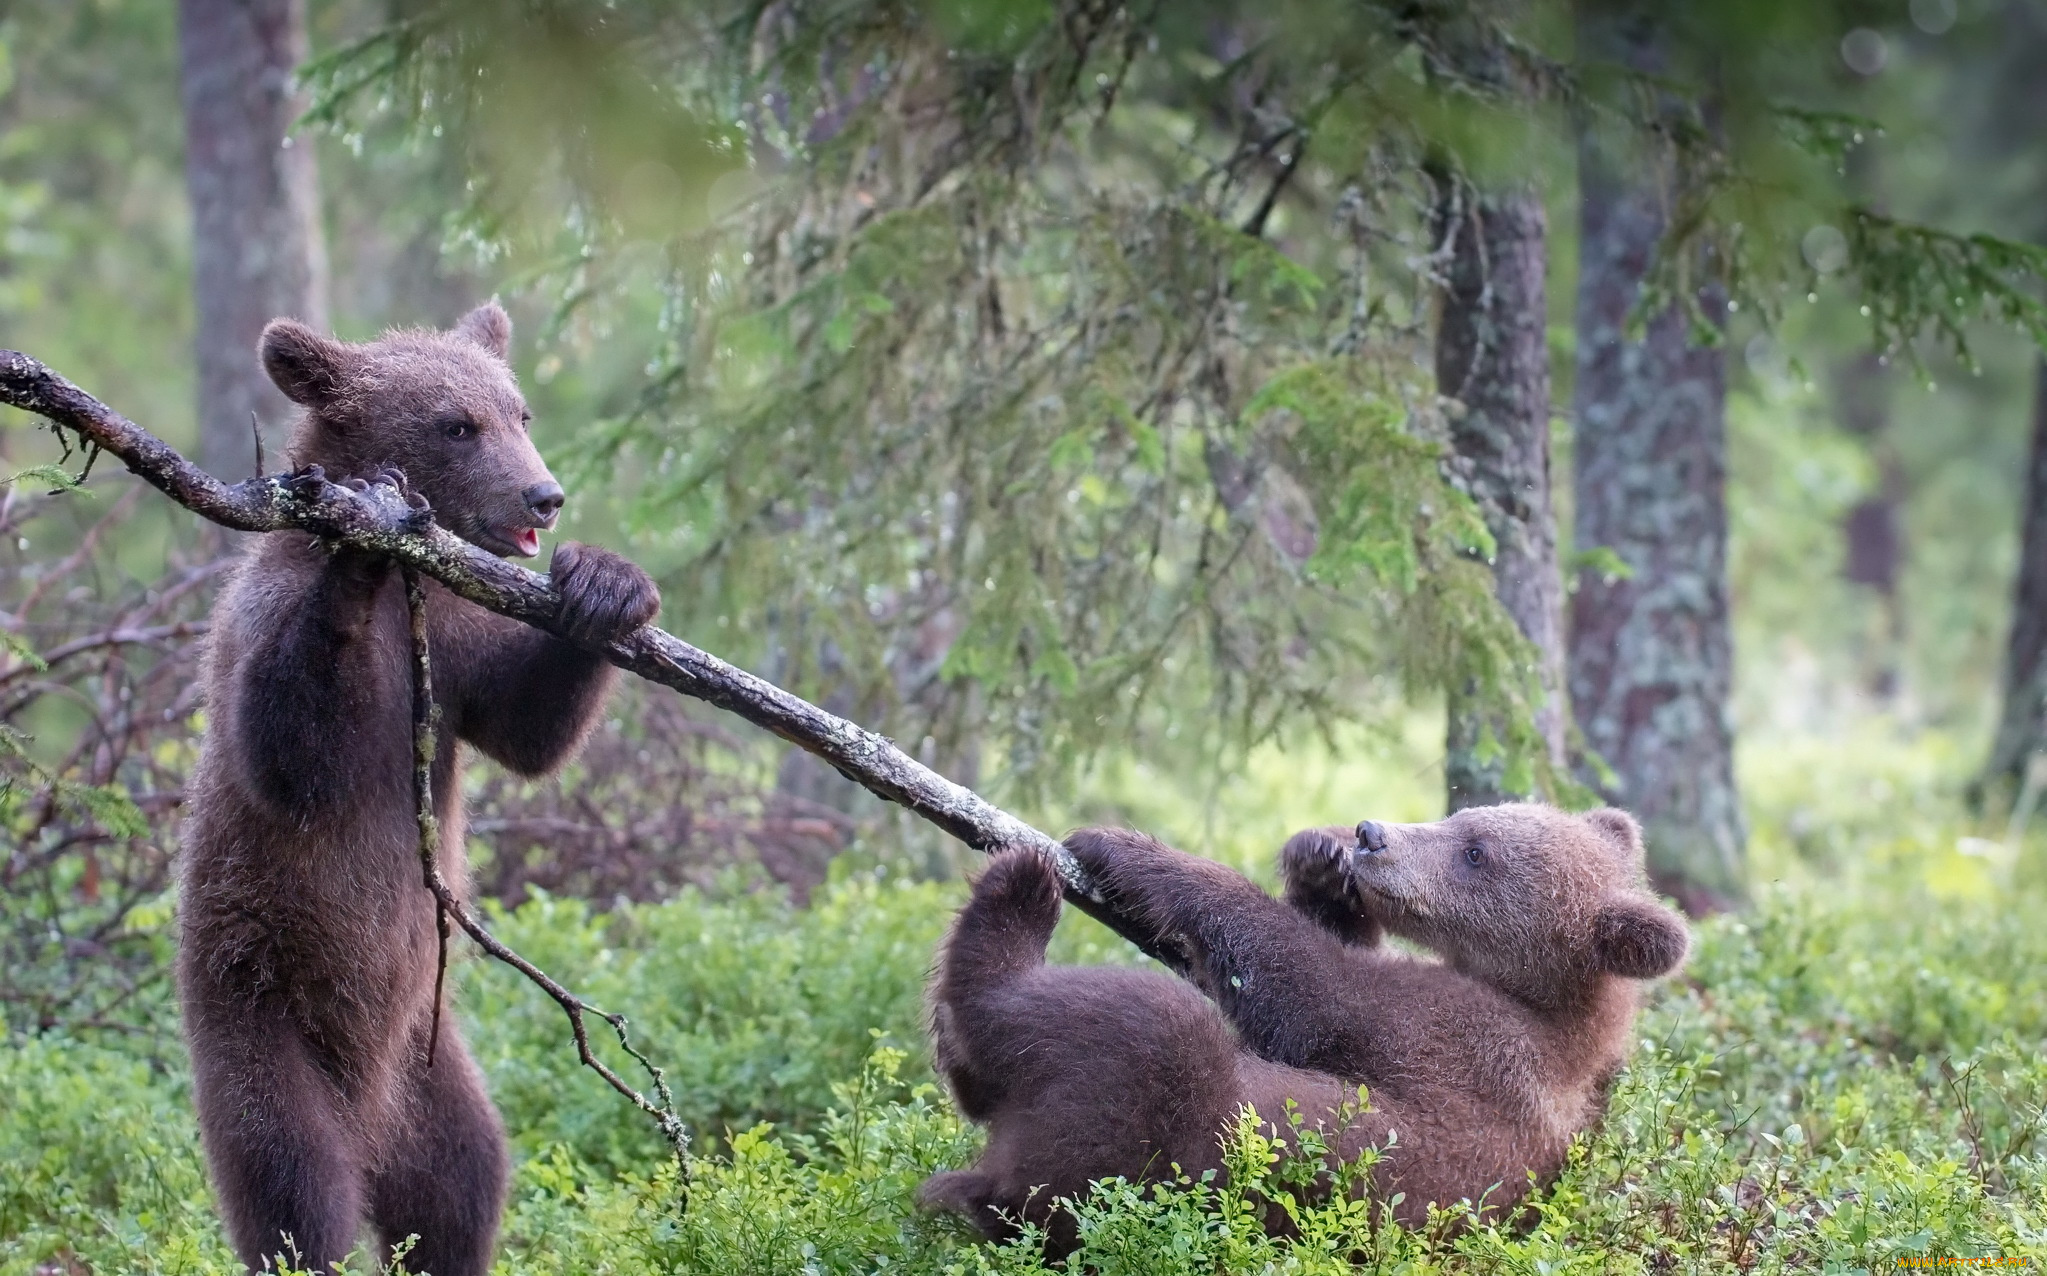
405 566 690 1163
0 349 1188 973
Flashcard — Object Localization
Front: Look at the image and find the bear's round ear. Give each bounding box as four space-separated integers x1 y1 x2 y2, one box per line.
1583 808 1644 857
452 303 512 359
1593 895 1689 979
260 319 355 409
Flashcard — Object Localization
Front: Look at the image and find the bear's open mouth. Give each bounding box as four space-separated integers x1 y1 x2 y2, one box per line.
470 522 544 558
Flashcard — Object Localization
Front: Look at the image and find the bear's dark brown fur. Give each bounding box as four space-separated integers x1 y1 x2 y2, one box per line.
178 305 659 1275
920 804 1688 1252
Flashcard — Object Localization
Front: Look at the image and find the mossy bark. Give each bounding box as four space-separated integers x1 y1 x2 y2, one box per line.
1567 5 1745 913
1435 183 1568 812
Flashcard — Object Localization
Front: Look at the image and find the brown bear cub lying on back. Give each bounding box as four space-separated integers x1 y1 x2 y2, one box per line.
921 804 1688 1251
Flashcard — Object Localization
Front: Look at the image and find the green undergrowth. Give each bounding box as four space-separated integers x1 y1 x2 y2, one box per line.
6 801 2047 1272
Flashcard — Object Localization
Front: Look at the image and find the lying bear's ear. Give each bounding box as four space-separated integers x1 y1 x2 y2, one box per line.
1583 808 1644 857
452 302 512 359
1593 895 1689 979
260 320 356 409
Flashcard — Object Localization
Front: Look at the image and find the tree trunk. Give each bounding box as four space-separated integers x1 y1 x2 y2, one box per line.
1434 179 1568 811
177 0 328 481
1835 352 1906 698
1568 5 1745 914
1982 359 2047 804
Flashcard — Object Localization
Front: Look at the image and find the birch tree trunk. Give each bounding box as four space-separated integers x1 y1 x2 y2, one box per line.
1435 181 1569 812
1568 3 1745 913
177 0 328 481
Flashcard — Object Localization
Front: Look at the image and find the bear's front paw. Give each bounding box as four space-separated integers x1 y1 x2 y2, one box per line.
283 462 330 501
1280 826 1357 902
361 464 422 506
339 467 435 535
550 542 661 644
1062 827 1179 900
1064 828 1131 880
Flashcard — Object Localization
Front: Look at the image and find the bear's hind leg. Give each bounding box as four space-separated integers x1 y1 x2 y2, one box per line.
928 847 1065 1120
920 1168 1078 1256
189 1007 367 1272
369 1029 509 1276
918 1170 1017 1242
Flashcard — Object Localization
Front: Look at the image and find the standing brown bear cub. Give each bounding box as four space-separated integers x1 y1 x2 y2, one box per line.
179 305 658 1275
922 804 1688 1252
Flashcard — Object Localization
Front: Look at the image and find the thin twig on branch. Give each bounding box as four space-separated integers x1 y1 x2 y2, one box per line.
402 567 453 1070
404 565 690 1162
0 348 1189 972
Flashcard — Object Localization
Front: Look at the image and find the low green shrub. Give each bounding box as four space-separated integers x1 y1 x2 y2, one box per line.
467 871 959 1173
5 822 2046 1273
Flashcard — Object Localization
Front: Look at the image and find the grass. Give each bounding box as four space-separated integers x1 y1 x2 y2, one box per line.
4 723 2046 1274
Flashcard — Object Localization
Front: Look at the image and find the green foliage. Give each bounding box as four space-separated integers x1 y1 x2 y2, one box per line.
1571 18 2047 372
0 462 85 493
498 1048 980 1275
467 872 958 1172
288 0 2047 814
8 773 2047 1273
1247 359 1563 802
0 1033 228 1274
1841 210 2047 370
0 0 196 444
1629 101 2047 372
299 0 1572 801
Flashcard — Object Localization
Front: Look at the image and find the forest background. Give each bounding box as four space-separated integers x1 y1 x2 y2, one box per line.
4 0 2047 1272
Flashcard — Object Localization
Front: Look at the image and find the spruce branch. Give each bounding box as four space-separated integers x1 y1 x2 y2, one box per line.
0 347 1192 974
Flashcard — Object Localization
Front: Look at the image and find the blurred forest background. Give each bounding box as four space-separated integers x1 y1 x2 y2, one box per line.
5 1 2047 1272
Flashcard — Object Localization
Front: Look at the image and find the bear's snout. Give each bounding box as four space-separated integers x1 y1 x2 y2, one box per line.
1355 819 1388 854
523 481 565 527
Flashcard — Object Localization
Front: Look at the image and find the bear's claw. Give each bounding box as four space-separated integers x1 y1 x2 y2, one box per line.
283 465 433 535
334 468 434 535
1280 827 1357 904
283 463 329 500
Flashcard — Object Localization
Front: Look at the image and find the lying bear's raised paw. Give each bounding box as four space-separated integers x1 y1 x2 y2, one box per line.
1280 826 1356 899
1063 827 1171 878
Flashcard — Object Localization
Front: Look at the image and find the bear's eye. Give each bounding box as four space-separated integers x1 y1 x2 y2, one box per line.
1465 843 1485 866
440 416 476 441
